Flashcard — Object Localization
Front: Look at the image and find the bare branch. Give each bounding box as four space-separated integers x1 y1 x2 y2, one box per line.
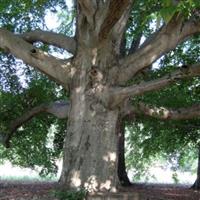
109 63 200 107
133 103 200 120
21 30 76 54
2 101 70 148
117 16 200 84
0 28 75 87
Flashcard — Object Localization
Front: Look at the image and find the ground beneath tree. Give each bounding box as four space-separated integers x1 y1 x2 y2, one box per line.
0 181 199 200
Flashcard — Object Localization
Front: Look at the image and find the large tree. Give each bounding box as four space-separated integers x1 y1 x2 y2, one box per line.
1 0 200 193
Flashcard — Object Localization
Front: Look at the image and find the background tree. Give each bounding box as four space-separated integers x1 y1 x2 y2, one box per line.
123 37 200 186
1 0 200 194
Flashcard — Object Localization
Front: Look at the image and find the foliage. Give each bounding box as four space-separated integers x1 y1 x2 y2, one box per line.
127 69 200 181
0 0 69 176
0 0 66 32
126 117 200 181
0 72 66 175
125 13 200 181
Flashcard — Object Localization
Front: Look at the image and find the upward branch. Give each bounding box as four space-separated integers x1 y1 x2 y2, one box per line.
0 28 74 88
78 0 97 26
77 0 131 46
117 16 200 84
99 0 131 40
21 30 76 54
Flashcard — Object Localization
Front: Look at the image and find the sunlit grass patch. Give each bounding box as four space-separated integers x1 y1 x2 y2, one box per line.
0 161 58 183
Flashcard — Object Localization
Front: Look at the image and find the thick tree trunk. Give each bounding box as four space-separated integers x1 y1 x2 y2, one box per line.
59 90 120 192
58 1 130 193
192 146 200 190
117 119 132 186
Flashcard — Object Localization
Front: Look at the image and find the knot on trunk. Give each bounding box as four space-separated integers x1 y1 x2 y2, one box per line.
30 48 41 59
89 66 103 83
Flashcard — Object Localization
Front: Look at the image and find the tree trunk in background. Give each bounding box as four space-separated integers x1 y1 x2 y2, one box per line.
117 119 132 186
192 146 200 190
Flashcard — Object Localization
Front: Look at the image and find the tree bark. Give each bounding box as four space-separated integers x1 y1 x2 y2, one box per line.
59 90 120 192
192 146 200 190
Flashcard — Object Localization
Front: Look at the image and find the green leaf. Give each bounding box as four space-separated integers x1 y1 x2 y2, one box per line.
163 0 173 7
160 6 177 23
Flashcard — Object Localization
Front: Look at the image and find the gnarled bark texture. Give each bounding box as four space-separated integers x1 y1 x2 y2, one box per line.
60 95 119 192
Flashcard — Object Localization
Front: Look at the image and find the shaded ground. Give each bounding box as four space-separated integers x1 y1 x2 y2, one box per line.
0 181 57 200
0 181 200 199
120 183 200 200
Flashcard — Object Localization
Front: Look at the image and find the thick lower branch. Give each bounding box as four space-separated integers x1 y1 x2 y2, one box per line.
0 28 74 87
136 103 200 120
2 101 69 147
110 63 200 106
21 30 76 54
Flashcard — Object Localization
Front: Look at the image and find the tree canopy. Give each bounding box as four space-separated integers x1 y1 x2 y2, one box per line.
1 0 200 192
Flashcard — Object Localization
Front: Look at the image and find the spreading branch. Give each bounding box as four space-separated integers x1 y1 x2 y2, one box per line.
21 30 76 54
1 101 70 148
123 102 200 120
117 16 200 84
0 28 74 87
109 63 200 107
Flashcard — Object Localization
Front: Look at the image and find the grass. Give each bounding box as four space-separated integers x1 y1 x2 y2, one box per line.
0 175 57 182
0 161 58 183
